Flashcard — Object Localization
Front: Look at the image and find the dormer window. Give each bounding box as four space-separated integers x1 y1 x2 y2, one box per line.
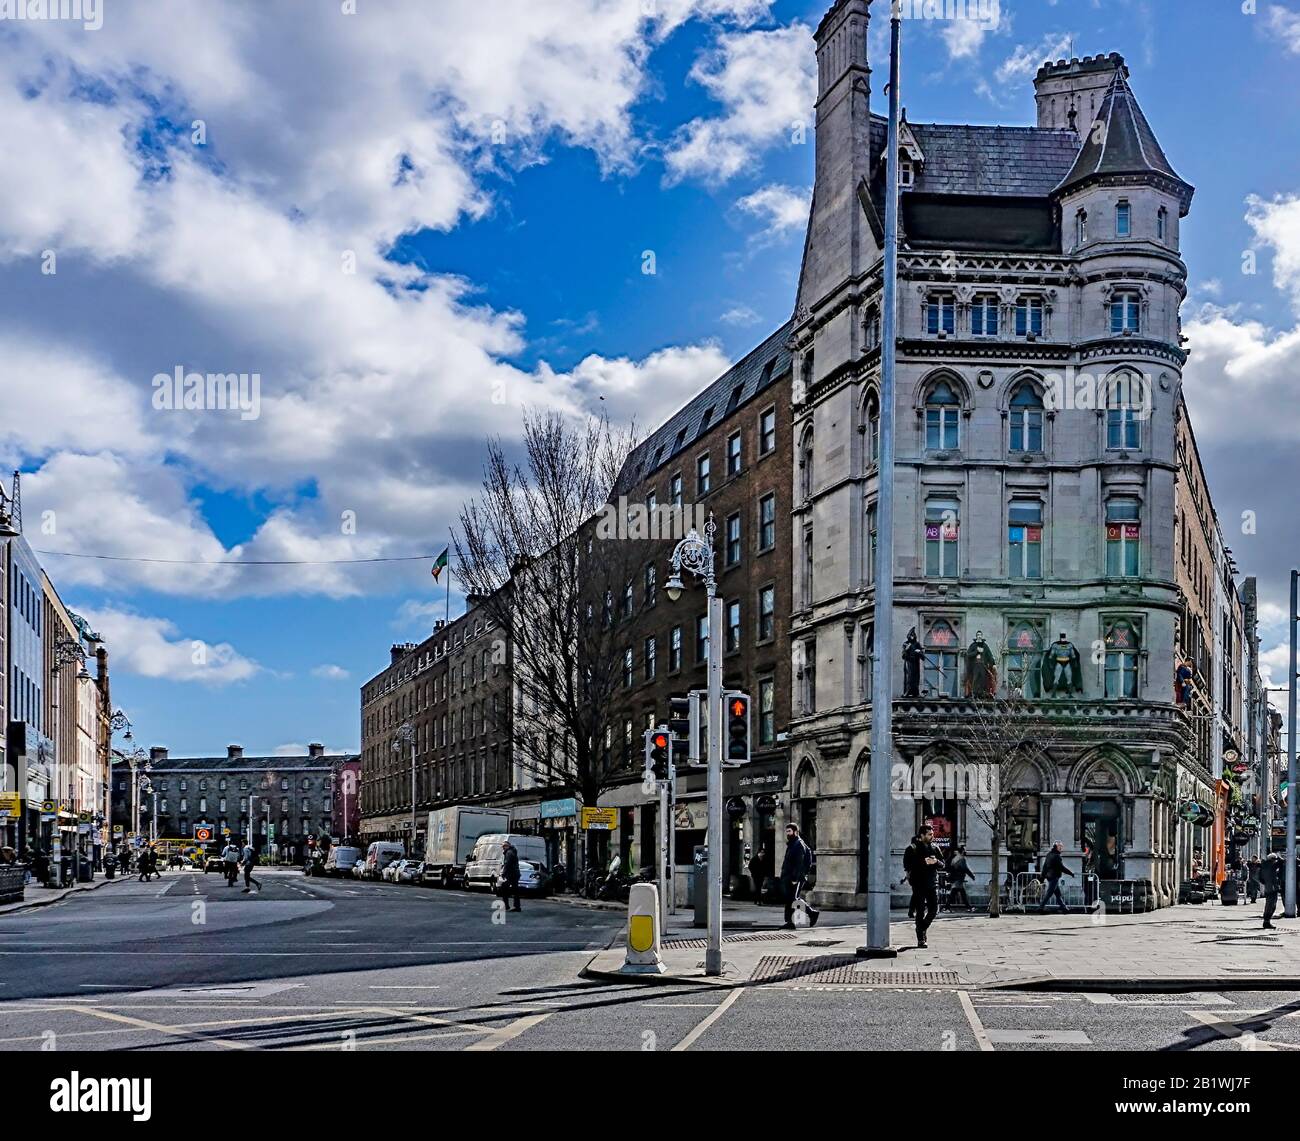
1015 296 1044 339
926 294 955 337
971 295 999 337
1116 200 1131 238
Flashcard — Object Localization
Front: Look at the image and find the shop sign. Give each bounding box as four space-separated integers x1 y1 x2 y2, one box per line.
540 798 577 820
673 803 698 830
0 792 20 818
724 758 787 798
580 807 618 831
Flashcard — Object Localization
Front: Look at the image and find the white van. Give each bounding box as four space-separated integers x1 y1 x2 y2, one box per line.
362 841 405 880
323 845 362 877
464 834 550 895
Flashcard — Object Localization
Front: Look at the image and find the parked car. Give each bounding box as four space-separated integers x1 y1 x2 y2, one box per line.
464 834 551 896
391 859 425 884
323 845 362 878
204 856 225 874
362 841 405 881
350 860 366 879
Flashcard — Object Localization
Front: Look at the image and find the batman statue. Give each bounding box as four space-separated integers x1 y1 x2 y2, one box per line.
1040 632 1083 695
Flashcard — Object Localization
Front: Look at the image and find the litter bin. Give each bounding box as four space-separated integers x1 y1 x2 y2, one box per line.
104 858 116 880
78 856 93 883
692 845 708 929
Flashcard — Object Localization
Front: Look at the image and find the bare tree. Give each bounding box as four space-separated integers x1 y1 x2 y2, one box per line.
454 411 648 808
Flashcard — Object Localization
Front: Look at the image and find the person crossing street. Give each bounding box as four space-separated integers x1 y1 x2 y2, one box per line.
241 840 262 894
222 840 240 887
500 839 522 912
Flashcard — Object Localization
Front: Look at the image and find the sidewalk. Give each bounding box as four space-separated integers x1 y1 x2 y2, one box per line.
0 872 129 917
584 896 1300 991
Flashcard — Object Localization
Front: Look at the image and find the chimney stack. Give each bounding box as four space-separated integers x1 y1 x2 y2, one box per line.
308 743 325 759
227 744 243 760
149 746 168 763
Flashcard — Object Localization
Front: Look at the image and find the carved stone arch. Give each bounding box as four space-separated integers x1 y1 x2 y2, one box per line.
1001 744 1056 795
1066 747 1140 797
853 749 871 794
998 368 1048 414
1099 364 1155 418
911 367 972 415
794 756 820 799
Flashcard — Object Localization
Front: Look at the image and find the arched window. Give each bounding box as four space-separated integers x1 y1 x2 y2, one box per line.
1076 208 1087 247
863 304 881 351
799 428 815 500
924 380 960 450
1157 206 1168 242
1008 381 1044 453
1104 618 1142 698
1006 622 1043 697
924 620 960 697
864 392 880 467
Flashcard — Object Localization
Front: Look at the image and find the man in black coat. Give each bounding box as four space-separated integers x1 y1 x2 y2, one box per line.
780 824 819 929
946 846 975 910
904 825 943 947
1038 841 1073 914
501 839 522 913
1261 851 1285 929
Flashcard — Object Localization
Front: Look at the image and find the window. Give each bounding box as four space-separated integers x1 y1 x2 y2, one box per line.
696 615 709 664
801 640 817 713
1116 200 1131 238
1105 498 1141 577
924 620 960 697
219 779 227 791
758 494 776 551
1015 296 1043 338
865 394 880 467
924 380 960 450
1106 373 1142 449
924 498 960 577
971 295 999 337
758 678 775 745
670 472 683 507
1157 206 1168 241
1008 500 1043 579
725 513 742 567
864 500 878 581
864 305 881 350
727 431 742 477
726 601 741 653
623 582 634 619
696 453 711 496
645 563 656 606
799 429 814 500
646 490 657 516
644 636 656 681
759 407 776 455
926 294 955 336
802 526 814 605
758 585 775 642
1110 291 1140 334
1076 208 1087 247
669 625 683 672
1104 618 1141 698
900 155 914 187
1008 382 1044 453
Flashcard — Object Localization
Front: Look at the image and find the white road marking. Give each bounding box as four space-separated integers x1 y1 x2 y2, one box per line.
958 990 995 1052
1184 1009 1278 1050
464 1012 552 1051
672 987 743 1051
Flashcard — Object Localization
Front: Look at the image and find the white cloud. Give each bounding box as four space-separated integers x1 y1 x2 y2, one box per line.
978 32 1073 100
76 607 260 686
311 664 351 681
664 24 815 184
1267 5 1300 54
720 303 762 327
939 0 1004 59
736 183 810 239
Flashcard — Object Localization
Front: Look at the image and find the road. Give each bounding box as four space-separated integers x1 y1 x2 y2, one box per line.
4 868 1300 1052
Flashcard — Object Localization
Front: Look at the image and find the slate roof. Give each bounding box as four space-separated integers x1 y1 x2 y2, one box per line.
613 323 793 495
111 753 354 772
909 123 1082 198
1055 69 1192 203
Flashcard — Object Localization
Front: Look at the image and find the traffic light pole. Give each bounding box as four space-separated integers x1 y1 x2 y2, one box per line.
705 592 723 976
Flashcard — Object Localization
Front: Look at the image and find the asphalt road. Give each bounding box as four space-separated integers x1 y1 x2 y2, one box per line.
4 869 1300 1053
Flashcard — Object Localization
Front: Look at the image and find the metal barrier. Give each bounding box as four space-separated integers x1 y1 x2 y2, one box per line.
1005 871 1098 912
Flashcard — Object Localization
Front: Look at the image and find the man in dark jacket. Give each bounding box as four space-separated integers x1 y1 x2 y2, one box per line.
946 846 975 910
501 839 522 912
1261 851 1285 929
904 826 942 947
748 846 767 904
780 824 819 929
1038 841 1073 914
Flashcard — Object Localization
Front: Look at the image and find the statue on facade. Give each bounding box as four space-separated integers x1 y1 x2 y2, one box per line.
1040 632 1083 695
964 631 997 698
901 627 924 698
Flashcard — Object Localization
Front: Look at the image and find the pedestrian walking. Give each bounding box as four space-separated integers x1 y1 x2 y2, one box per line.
500 839 522 912
1038 841 1073 914
904 833 918 919
241 841 262 894
946 846 975 910
1246 856 1261 904
748 846 767 904
903 826 942 947
222 841 240 886
1261 851 1285 929
780 823 819 929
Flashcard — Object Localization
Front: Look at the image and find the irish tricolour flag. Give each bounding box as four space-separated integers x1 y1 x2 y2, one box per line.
431 548 449 581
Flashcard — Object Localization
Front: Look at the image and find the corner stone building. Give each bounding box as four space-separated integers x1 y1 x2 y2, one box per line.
787 0 1210 909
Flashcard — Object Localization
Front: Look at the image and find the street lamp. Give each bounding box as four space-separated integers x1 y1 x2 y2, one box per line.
666 516 724 977
394 722 417 853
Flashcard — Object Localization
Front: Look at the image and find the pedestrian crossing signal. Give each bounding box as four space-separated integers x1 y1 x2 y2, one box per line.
726 693 750 764
645 728 671 780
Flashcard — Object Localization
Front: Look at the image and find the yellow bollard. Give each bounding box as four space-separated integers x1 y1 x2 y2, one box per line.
622 881 666 974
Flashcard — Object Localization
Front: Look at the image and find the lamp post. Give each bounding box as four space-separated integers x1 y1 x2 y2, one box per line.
394 722 416 853
665 516 723 977
50 638 89 879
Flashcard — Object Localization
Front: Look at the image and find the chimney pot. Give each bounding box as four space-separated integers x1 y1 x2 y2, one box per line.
227 744 243 759
149 746 168 762
308 743 324 758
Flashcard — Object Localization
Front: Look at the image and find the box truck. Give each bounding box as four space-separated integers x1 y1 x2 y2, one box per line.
423 806 510 887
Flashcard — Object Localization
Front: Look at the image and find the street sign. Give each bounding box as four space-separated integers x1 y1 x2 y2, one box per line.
194 826 213 842
112 825 123 836
41 800 56 813
580 807 618 831
0 792 19 818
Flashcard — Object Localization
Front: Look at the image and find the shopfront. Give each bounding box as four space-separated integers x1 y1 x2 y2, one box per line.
725 757 787 900
539 797 577 883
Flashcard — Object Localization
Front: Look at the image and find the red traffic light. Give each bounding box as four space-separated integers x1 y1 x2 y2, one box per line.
653 733 670 750
730 698 746 718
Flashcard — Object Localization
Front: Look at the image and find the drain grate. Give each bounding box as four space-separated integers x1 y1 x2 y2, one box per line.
664 931 800 950
750 954 960 986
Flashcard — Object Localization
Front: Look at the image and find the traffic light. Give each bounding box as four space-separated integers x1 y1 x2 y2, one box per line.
645 727 672 780
667 696 691 743
726 692 750 764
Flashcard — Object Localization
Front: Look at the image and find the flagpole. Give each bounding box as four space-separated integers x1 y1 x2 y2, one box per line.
445 536 451 627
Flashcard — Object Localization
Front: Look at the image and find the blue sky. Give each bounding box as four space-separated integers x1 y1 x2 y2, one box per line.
2 0 1299 755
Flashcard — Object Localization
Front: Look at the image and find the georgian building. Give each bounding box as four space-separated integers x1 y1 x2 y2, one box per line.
784 0 1244 909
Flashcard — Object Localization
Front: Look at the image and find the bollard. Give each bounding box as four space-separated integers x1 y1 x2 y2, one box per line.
622 881 666 975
